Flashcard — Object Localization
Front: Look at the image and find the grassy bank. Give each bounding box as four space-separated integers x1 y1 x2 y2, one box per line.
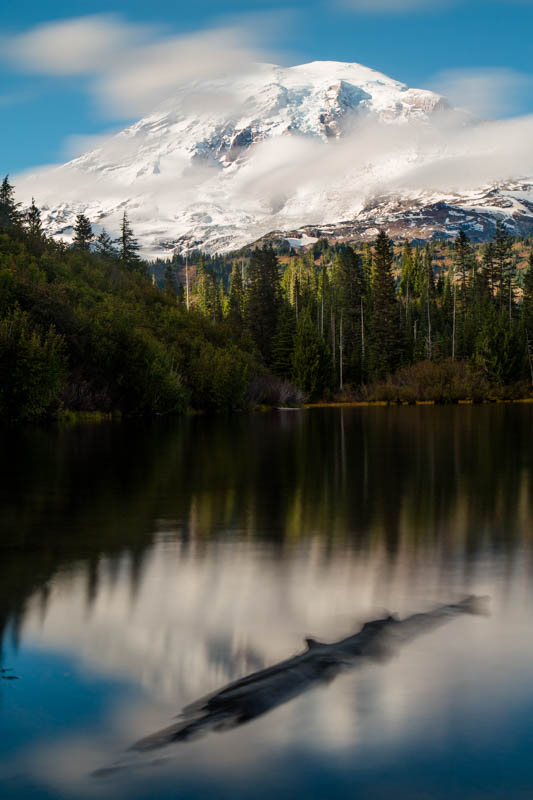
315 361 533 406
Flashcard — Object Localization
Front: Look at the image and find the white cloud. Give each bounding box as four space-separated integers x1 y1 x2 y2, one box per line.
335 0 453 13
336 0 533 13
3 14 147 75
60 130 124 160
430 67 533 119
1 14 277 118
95 27 270 117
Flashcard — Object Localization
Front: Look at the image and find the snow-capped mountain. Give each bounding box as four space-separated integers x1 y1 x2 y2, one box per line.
18 60 533 254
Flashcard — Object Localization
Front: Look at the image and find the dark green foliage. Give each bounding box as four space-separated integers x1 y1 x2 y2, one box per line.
369 231 402 379
292 307 331 399
454 230 473 302
474 307 523 385
245 246 281 366
3 176 533 412
194 259 218 319
524 250 533 335
481 242 496 297
332 246 365 384
493 220 514 308
72 213 93 251
26 198 43 240
185 338 255 411
95 229 118 260
522 249 533 384
272 300 296 380
118 211 141 268
227 261 245 332
164 264 176 297
0 211 268 420
0 176 22 231
0 306 66 420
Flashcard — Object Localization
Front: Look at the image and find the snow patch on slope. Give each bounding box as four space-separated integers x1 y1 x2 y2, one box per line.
16 60 533 254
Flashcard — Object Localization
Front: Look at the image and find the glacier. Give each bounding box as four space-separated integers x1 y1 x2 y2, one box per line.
16 60 533 255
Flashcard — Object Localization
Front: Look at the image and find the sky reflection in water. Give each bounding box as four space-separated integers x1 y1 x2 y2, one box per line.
1 406 533 799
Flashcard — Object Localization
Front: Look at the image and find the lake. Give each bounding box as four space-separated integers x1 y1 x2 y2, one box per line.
1 406 533 799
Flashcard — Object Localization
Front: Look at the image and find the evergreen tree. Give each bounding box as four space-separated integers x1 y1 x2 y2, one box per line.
164 264 176 297
227 261 245 332
475 307 523 385
369 231 402 379
412 246 425 296
399 240 413 301
0 175 22 230
95 229 118 260
523 250 533 384
118 211 141 268
245 246 281 366
454 231 472 298
423 243 435 296
176 282 186 307
272 300 296 380
524 250 533 335
26 198 43 240
481 242 496 298
361 242 373 295
493 220 513 310
292 307 331 399
72 213 93 251
195 259 217 319
332 246 365 384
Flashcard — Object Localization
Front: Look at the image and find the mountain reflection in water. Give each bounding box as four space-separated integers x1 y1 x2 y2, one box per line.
0 406 532 799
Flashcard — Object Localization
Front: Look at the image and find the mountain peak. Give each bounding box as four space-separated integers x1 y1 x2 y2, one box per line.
17 60 533 255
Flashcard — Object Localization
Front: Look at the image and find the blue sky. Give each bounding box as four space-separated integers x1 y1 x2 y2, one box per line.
2 0 533 173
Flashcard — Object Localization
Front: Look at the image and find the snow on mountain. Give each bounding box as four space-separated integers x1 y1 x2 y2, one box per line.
17 60 533 255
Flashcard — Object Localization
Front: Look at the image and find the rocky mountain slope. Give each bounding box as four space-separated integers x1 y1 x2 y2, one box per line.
18 60 533 254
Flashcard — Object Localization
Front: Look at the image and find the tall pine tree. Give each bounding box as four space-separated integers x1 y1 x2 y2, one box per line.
72 213 93 251
0 175 22 231
95 229 118 259
245 246 281 366
292 307 331 399
369 231 402 379
118 212 141 269
27 198 43 240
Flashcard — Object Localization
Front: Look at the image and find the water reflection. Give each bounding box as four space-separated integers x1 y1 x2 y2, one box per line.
125 597 489 757
0 406 532 799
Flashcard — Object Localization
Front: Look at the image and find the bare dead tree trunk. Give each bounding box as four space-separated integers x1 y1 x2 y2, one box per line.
339 312 343 392
527 330 533 387
452 277 456 361
331 310 336 374
185 255 190 311
427 294 432 361
361 296 365 363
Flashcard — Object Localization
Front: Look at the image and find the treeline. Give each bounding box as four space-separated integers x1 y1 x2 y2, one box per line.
167 226 533 400
2 173 533 421
0 177 273 421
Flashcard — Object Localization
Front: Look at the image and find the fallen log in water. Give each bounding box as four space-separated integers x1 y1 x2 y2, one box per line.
131 595 489 752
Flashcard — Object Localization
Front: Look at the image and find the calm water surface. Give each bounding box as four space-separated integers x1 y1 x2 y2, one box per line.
1 406 533 799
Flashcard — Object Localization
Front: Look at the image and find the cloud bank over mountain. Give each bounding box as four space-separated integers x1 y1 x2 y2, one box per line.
9 57 533 255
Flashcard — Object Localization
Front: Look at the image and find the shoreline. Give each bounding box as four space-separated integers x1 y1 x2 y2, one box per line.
304 398 533 409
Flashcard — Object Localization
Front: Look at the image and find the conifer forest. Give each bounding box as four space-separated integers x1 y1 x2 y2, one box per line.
2 175 533 421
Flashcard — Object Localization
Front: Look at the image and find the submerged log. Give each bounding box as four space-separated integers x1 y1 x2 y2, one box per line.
131 596 489 752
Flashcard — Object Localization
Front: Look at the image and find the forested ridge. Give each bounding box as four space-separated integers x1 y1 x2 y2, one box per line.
1 175 533 421
158 214 533 403
0 177 266 421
